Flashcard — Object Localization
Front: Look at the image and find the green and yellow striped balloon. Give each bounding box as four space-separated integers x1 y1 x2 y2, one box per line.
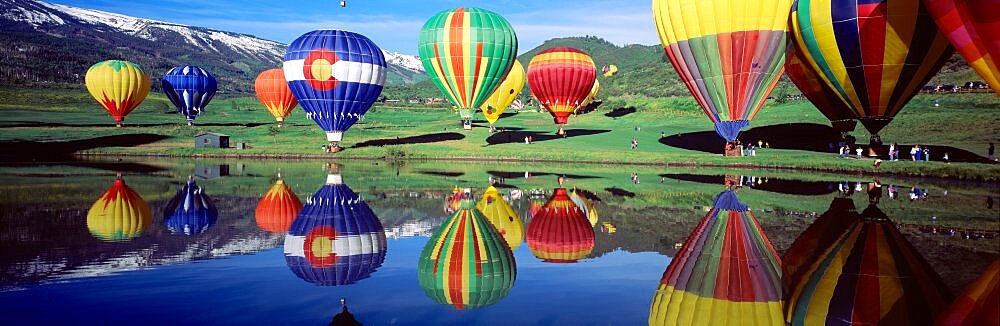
418 7 518 123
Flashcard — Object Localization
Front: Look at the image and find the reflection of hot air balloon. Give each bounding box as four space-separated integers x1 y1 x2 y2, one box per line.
792 0 954 149
87 177 151 241
254 176 303 233
652 0 791 147
578 79 601 112
923 0 1000 95
569 188 598 227
284 30 387 151
782 197 861 291
937 258 1000 325
526 188 594 263
480 59 526 128
84 60 152 127
649 190 783 325
284 174 387 286
418 198 515 310
444 186 463 214
476 186 524 250
162 66 217 125
163 178 218 235
785 204 952 325
254 68 298 127
419 7 518 129
785 44 858 134
527 47 597 134
602 64 618 77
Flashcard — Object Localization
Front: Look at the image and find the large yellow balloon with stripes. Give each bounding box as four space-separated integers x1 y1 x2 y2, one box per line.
479 59 525 125
84 60 152 127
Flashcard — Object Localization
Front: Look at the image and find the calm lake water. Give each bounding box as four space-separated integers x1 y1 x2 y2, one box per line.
0 159 997 325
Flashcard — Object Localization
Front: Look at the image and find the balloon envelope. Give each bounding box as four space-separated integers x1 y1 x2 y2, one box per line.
84 60 151 125
163 178 218 235
162 66 217 122
923 0 1000 95
87 177 151 241
936 258 1000 325
785 43 858 133
255 178 303 233
476 186 524 250
569 189 598 227
527 47 597 125
652 0 792 142
602 64 618 77
526 188 594 263
283 30 387 142
480 59 526 125
254 68 298 123
579 79 601 111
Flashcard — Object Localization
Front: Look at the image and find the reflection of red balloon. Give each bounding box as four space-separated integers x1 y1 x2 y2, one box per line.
527 47 596 126
923 0 1000 95
937 258 1000 325
255 178 303 233
526 188 594 263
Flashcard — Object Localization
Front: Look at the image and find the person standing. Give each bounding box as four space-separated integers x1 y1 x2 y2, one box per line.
923 147 930 162
910 145 919 161
944 152 950 164
888 143 896 161
844 145 851 159
838 145 845 158
989 142 996 161
855 146 863 159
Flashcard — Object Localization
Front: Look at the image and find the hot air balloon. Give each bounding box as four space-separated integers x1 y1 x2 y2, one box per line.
476 186 524 250
86 177 151 241
936 258 1000 325
284 30 387 152
254 68 298 127
785 43 858 135
444 186 464 214
254 175 303 233
418 7 518 130
480 59 526 131
602 64 618 77
782 197 861 291
163 178 218 235
652 0 792 150
527 47 597 135
785 204 953 325
649 189 783 325
418 197 515 310
284 173 387 286
923 0 1000 95
84 60 152 127
569 188 598 227
792 0 954 152
162 66 217 126
578 79 601 113
526 188 594 263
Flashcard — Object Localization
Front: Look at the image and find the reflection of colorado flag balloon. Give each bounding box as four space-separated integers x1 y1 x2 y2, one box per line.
283 30 387 142
283 174 387 286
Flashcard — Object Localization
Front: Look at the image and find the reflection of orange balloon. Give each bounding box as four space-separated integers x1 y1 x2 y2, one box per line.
255 178 303 233
254 69 298 124
86 177 151 241
526 188 594 263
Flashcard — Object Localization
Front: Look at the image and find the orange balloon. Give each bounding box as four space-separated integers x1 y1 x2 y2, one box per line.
254 69 298 124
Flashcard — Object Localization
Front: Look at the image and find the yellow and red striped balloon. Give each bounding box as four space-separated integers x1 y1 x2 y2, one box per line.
84 60 152 127
254 69 298 126
527 47 597 126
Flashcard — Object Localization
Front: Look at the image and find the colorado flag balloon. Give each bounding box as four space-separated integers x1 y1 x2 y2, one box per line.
84 60 151 127
162 66 217 124
284 30 387 144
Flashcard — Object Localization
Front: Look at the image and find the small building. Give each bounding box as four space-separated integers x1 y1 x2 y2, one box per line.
194 132 229 148
195 164 230 180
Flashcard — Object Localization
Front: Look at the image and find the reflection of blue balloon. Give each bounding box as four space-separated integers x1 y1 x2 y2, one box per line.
163 178 218 235
283 30 387 142
162 66 218 122
284 174 387 286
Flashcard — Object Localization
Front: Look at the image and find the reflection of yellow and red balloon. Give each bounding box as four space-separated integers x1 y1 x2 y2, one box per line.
476 186 524 250
526 188 594 263
527 47 597 129
937 258 1000 325
84 60 152 127
255 177 303 233
923 0 1000 95
254 69 298 126
86 177 151 241
569 189 598 227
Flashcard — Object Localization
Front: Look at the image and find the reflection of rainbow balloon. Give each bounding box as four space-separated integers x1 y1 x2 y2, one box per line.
419 198 515 310
783 197 861 292
255 177 303 233
785 204 952 325
163 178 218 235
86 177 151 241
476 186 524 251
937 258 999 325
284 174 386 286
526 188 594 263
569 189 598 227
649 190 782 325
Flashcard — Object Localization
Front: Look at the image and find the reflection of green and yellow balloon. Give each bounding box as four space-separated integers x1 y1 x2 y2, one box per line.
87 177 151 241
480 59 525 126
419 198 515 310
476 186 524 250
84 60 152 127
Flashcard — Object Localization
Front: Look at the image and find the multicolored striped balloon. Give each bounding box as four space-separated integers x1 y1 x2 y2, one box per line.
652 0 792 142
786 43 858 133
419 7 518 124
649 190 783 325
419 197 515 310
476 186 524 250
527 47 597 126
86 177 151 241
254 68 298 126
162 65 217 124
782 197 861 294
792 0 954 139
525 188 594 263
480 59 525 126
785 204 952 325
284 174 386 286
937 258 1000 325
163 178 218 236
923 0 1000 95
254 176 303 233
84 60 151 127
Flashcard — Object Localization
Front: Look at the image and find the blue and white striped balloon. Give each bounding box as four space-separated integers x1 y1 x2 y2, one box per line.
283 30 387 142
162 66 218 123
163 178 218 236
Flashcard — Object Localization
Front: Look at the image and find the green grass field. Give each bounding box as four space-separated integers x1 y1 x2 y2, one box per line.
1 86 999 179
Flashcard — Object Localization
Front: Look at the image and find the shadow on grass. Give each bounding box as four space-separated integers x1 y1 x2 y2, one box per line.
485 129 611 145
0 133 170 160
352 132 465 148
659 173 838 196
604 187 636 198
417 170 465 177
604 107 636 118
0 121 271 128
487 170 601 180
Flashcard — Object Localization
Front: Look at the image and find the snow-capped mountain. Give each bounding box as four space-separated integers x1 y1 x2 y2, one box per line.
0 0 425 92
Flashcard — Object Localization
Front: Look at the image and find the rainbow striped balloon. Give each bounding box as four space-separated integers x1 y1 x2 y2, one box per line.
419 7 518 123
923 0 1000 96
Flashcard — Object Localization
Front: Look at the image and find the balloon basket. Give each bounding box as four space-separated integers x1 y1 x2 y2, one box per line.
724 148 741 157
115 122 123 128
556 127 565 136
326 143 343 153
277 122 284 128
462 120 472 130
866 135 885 158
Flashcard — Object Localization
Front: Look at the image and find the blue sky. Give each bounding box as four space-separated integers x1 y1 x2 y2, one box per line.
52 0 660 55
